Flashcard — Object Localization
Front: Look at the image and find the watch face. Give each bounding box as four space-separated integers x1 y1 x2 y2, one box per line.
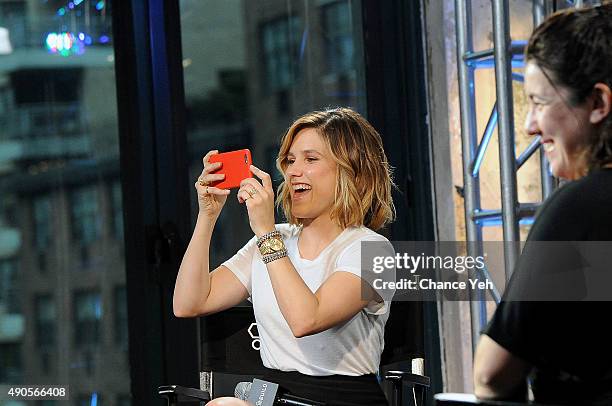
269 238 284 251
260 237 284 255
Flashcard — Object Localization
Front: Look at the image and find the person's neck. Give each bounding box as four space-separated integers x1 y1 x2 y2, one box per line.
298 216 344 257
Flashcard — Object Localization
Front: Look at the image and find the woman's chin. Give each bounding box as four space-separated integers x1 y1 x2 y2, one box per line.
549 162 564 179
291 206 308 217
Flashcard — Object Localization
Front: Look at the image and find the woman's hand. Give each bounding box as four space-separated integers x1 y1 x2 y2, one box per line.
196 150 230 219
237 164 276 237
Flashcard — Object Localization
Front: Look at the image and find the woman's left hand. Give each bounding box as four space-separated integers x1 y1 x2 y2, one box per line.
238 164 276 237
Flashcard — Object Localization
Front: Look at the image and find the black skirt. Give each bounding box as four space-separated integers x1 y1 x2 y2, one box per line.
261 368 389 406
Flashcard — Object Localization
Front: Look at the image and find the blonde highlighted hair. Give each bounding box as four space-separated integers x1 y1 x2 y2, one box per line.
275 107 396 231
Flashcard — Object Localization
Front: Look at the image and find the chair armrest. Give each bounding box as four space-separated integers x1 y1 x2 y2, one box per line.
434 393 555 406
385 370 431 388
158 385 211 404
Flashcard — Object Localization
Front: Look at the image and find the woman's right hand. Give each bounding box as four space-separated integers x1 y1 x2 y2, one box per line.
196 150 230 218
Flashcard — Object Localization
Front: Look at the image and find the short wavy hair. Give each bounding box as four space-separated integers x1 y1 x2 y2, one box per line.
275 108 396 231
526 4 612 172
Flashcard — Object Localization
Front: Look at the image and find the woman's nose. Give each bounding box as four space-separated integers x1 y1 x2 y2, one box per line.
524 108 540 136
286 161 303 176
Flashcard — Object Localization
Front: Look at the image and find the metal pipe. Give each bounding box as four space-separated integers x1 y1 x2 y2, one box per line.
492 0 520 280
464 41 528 62
471 58 525 69
532 1 557 199
533 0 547 25
471 103 497 177
472 203 540 222
479 265 501 304
512 73 524 83
516 137 541 168
455 0 487 350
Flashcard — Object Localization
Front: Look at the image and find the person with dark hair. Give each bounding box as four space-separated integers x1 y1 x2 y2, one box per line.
473 4 612 405
174 108 396 405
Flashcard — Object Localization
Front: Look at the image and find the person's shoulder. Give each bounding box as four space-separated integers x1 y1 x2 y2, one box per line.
545 170 612 211
275 223 301 240
529 171 612 240
572 169 612 200
344 226 391 245
334 226 394 268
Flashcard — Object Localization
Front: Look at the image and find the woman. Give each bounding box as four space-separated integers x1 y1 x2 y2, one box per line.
473 4 612 405
174 108 396 405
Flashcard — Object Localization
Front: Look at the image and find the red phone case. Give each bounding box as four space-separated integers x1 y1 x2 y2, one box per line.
208 149 253 189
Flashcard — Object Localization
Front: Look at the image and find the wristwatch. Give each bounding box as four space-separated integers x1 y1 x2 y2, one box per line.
259 235 285 255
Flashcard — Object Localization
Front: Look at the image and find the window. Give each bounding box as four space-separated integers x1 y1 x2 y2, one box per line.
260 16 302 91
0 86 13 135
69 186 101 246
114 286 128 347
0 343 22 383
35 294 56 347
181 0 366 266
321 1 354 74
0 0 128 400
0 1 26 48
73 290 102 347
111 181 124 241
33 195 52 250
0 259 19 313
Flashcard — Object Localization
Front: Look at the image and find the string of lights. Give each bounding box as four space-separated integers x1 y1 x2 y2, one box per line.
46 0 108 56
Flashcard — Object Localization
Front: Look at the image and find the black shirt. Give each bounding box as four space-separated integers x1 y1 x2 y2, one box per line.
484 169 612 405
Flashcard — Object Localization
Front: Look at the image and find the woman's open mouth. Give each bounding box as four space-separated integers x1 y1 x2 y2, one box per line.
543 142 555 153
292 183 311 200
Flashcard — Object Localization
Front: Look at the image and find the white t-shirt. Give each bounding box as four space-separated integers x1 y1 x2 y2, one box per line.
220 223 395 376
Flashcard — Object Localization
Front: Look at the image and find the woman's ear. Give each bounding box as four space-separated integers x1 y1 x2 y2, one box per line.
590 82 612 125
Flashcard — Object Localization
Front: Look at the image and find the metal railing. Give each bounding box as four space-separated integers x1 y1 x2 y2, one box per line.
454 0 602 348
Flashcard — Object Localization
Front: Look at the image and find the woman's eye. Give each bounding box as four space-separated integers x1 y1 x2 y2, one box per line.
306 157 317 162
287 159 295 165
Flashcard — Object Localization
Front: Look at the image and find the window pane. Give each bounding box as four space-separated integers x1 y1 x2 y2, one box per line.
111 181 124 241
114 286 128 347
0 259 19 313
0 0 129 400
74 290 102 347
33 195 52 250
70 186 101 246
35 294 56 347
322 1 354 74
180 0 365 267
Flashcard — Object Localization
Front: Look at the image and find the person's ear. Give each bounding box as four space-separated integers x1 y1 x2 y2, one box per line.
590 82 612 125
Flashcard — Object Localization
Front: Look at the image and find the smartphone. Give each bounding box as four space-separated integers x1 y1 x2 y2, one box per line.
208 149 253 189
